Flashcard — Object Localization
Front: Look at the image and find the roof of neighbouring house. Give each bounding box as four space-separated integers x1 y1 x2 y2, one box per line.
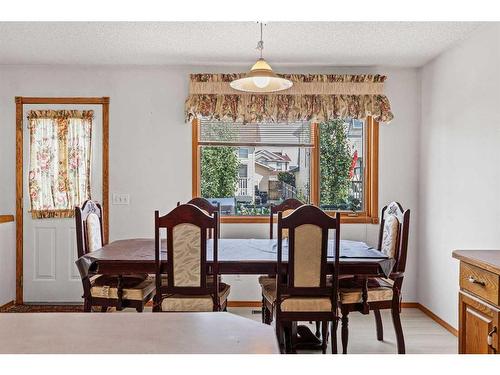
255 149 291 163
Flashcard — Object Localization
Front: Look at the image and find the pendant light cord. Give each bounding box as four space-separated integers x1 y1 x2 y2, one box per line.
256 22 264 59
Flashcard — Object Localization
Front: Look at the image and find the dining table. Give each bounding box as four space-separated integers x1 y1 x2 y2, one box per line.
76 237 394 350
76 238 394 278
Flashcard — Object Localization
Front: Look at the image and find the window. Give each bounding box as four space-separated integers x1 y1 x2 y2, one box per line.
192 117 378 223
28 110 93 218
238 147 249 159
238 164 248 178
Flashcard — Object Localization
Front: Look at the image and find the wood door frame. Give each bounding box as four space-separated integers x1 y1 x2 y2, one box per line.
15 96 110 304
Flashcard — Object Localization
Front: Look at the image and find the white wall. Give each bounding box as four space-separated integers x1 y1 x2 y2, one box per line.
418 24 500 328
0 222 16 305
0 65 420 302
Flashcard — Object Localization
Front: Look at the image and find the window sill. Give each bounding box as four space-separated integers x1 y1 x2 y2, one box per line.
220 214 378 224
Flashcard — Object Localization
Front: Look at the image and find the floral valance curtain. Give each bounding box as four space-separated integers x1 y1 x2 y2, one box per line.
28 110 93 219
185 74 394 124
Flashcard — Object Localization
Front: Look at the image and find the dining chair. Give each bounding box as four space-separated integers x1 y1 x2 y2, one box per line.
75 200 155 312
269 198 304 239
259 198 305 323
177 197 221 239
153 203 230 312
261 205 341 354
338 201 410 354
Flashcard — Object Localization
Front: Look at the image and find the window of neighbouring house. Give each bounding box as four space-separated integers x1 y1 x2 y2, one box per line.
192 116 379 223
238 147 249 159
28 110 93 219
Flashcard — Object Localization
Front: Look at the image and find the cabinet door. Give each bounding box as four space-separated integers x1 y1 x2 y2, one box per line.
459 291 499 354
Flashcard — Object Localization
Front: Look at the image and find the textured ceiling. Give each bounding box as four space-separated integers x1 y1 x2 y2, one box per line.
0 22 482 67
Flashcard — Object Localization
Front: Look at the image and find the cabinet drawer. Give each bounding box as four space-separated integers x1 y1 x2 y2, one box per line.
460 262 500 306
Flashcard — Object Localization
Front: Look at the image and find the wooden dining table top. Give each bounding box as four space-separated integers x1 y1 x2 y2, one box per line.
76 238 395 278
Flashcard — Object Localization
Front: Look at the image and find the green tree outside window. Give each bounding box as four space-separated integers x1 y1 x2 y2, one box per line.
319 119 353 209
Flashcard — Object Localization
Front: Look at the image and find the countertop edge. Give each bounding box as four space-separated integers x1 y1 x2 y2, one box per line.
453 250 500 275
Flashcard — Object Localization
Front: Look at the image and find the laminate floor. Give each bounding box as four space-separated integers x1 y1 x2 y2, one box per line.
227 307 457 354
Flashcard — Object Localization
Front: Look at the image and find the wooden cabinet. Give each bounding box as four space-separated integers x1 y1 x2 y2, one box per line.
459 291 498 353
454 250 500 354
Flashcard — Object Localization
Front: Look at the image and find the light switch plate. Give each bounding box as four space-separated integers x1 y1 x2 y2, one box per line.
112 193 130 205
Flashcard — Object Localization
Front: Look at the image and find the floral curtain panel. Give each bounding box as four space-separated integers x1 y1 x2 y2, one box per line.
28 110 93 219
185 74 394 124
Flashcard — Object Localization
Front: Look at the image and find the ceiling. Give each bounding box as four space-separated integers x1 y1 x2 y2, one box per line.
0 22 482 67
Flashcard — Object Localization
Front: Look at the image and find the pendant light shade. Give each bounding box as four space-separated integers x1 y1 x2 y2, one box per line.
230 23 293 93
230 58 293 93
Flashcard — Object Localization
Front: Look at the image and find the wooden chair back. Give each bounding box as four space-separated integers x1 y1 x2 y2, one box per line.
177 197 221 239
75 199 104 259
155 204 219 302
276 205 341 312
377 202 411 274
269 198 304 239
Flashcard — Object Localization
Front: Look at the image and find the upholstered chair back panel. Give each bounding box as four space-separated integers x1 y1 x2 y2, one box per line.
381 215 399 258
172 223 201 287
293 224 322 287
86 213 102 252
281 209 295 239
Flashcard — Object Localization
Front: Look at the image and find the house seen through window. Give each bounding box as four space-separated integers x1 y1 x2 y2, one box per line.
198 120 312 216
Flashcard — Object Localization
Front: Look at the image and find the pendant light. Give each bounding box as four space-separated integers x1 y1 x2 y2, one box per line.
230 23 293 93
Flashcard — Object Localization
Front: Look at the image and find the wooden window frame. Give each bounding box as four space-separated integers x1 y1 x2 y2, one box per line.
192 117 378 224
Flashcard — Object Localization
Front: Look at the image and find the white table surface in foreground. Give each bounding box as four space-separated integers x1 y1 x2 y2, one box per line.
0 312 279 354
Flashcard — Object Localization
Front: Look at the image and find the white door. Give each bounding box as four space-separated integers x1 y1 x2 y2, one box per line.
23 104 102 303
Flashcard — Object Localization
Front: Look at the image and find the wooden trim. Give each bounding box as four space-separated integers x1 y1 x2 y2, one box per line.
221 216 269 224
15 97 23 304
102 99 110 243
0 215 14 224
368 117 380 224
19 97 109 105
417 303 458 337
0 300 15 310
15 96 110 304
192 119 200 197
310 122 320 205
401 302 419 308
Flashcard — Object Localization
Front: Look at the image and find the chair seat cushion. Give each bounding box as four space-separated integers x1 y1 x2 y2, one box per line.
90 274 154 301
161 282 231 312
261 278 332 312
339 277 394 304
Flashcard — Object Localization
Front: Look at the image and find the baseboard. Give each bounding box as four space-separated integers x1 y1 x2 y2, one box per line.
0 300 15 310
416 303 458 337
401 302 419 308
